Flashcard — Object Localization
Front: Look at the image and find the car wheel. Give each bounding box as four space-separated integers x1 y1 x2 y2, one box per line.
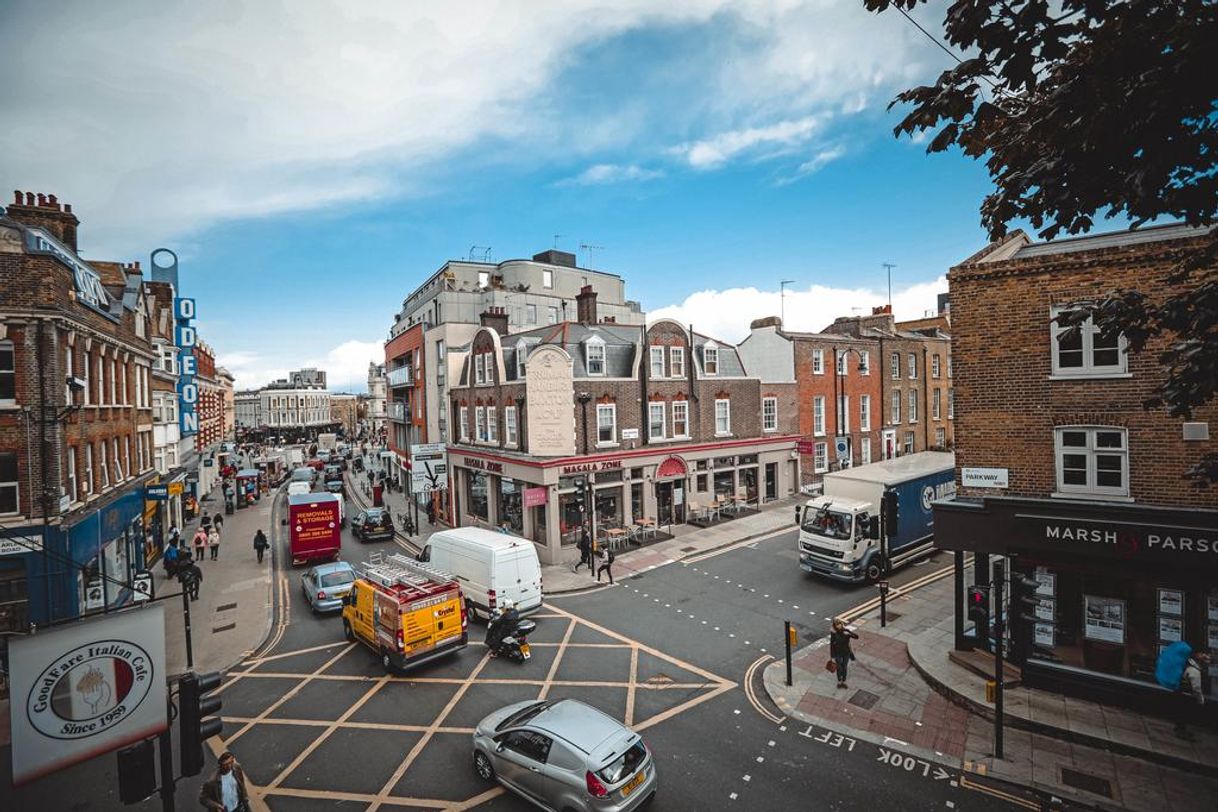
343 620 354 641
473 750 495 782
380 649 394 672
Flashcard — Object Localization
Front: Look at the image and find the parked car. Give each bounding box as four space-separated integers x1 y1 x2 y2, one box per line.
473 698 657 812
301 561 356 613
352 508 395 541
324 479 345 495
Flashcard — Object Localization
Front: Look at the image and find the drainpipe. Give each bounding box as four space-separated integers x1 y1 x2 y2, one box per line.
640 323 649 445
922 345 930 451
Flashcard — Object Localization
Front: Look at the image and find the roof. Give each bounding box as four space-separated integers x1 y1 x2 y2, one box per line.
1006 223 1214 260
532 699 630 755
825 451 955 486
431 527 539 553
288 492 339 506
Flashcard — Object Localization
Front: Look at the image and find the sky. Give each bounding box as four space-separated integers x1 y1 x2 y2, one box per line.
0 0 1001 392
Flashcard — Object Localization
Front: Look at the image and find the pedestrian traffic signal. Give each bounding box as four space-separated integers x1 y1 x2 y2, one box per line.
881 490 899 539
179 670 223 777
967 585 989 636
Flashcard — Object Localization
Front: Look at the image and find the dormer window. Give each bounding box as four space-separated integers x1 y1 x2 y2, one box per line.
585 336 606 376
474 354 485 385
649 347 664 378
515 341 527 378
703 343 719 376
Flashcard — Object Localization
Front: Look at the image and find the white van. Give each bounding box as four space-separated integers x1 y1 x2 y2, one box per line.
287 481 312 497
418 528 543 621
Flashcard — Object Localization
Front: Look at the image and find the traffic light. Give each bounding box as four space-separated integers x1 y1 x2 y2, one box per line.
179 671 223 777
967 585 989 637
881 490 899 539
1010 572 1041 625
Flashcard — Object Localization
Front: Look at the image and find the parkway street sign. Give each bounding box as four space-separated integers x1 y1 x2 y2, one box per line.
409 443 449 492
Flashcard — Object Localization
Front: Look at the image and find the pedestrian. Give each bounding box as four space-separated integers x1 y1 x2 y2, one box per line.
209 526 221 560
595 545 615 584
193 527 209 561
426 499 436 526
180 563 202 602
198 750 249 812
574 529 592 573
253 529 269 563
169 525 181 549
213 512 224 534
829 618 859 689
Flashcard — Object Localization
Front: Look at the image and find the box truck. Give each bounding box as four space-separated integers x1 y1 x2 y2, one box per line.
287 492 342 566
797 451 955 583
318 433 338 452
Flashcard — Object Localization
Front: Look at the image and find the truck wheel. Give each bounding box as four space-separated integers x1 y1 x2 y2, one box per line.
865 561 884 582
380 649 394 672
343 620 354 641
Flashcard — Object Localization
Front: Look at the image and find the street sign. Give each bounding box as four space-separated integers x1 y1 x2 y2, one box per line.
834 436 850 460
409 443 449 492
621 428 639 440
145 484 170 500
131 571 154 603
796 440 814 455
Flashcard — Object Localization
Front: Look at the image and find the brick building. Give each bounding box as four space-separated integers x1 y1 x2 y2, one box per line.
934 223 1218 712
0 191 158 628
217 366 235 441
447 288 801 564
385 322 430 506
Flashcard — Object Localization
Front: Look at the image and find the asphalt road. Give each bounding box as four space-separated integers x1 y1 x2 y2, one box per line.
208 490 1026 812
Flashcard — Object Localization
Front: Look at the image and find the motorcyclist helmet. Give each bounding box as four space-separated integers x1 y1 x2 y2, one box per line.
500 599 514 611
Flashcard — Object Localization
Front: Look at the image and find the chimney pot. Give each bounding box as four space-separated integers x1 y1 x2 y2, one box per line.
13 190 21 204
48 194 58 207
37 193 47 206
25 192 34 205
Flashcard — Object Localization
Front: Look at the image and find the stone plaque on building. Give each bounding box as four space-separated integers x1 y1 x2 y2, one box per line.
525 345 575 457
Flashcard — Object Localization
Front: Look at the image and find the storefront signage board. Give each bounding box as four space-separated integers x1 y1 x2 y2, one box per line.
464 457 504 474
8 605 167 785
961 467 1009 488
144 485 169 500
410 443 449 491
796 440 814 455
560 459 622 475
525 346 575 457
524 487 548 508
0 533 42 556
174 297 198 436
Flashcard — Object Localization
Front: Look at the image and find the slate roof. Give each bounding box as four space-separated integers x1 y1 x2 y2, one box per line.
1011 222 1214 259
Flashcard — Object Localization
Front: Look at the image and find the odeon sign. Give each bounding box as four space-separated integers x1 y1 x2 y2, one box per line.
174 297 198 436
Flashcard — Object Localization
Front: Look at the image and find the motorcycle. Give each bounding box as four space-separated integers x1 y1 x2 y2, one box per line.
487 614 536 662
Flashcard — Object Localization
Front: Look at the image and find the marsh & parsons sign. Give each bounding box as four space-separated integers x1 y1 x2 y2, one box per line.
8 605 167 785
1017 512 1218 563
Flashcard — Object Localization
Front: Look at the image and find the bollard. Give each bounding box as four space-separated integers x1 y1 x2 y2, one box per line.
784 620 795 687
878 580 890 627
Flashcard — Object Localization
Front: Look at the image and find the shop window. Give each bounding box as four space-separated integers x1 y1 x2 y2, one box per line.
585 338 606 376
595 487 622 528
649 402 665 440
596 403 616 444
670 346 684 378
631 482 643 523
812 348 824 375
714 399 730 435
813 442 828 473
1051 308 1127 377
762 397 777 432
630 468 643 479
466 471 488 521
559 490 585 546
649 347 664 378
696 474 708 491
0 452 18 514
1055 427 1128 497
672 400 688 438
499 478 523 533
0 341 14 403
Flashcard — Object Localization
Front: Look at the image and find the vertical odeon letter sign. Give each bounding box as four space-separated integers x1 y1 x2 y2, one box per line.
175 297 198 436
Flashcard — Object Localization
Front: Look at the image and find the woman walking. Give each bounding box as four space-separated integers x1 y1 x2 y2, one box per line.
830 618 859 690
209 526 222 560
253 529 269 563
193 527 209 562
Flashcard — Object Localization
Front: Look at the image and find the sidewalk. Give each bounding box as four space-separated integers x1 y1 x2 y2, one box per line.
350 453 802 594
764 573 1218 811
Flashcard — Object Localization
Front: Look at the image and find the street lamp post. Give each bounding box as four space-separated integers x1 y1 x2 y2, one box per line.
833 346 867 469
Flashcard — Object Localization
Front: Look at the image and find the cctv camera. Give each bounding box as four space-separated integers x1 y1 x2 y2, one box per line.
67 376 87 392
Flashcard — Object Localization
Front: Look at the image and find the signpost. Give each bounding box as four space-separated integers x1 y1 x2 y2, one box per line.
410 443 448 492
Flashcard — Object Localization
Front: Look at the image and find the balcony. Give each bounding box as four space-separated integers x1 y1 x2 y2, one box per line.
387 365 413 387
389 401 407 422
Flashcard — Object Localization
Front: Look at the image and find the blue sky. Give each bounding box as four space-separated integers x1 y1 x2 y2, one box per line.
1 1 999 391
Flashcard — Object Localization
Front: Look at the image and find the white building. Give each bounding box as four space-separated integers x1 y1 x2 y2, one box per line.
235 390 261 430
260 385 331 430
367 362 386 433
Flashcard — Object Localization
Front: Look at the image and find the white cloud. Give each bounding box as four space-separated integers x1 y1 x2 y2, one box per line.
648 277 948 343
556 163 665 187
774 144 847 185
218 339 382 393
675 115 825 169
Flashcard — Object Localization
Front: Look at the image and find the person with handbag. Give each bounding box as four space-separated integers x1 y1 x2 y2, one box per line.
198 751 249 812
829 618 859 690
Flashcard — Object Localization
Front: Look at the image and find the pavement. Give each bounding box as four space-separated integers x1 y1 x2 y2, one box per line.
764 569 1218 812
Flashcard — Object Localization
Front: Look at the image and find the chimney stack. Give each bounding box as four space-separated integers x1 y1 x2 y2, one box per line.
576 285 598 325
479 306 510 336
7 189 81 251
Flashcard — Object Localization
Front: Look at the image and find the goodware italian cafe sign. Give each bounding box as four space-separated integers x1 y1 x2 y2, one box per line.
9 604 167 785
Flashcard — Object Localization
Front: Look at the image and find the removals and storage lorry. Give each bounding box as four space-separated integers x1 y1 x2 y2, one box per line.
342 553 468 672
287 492 342 566
417 528 543 621
797 451 955 583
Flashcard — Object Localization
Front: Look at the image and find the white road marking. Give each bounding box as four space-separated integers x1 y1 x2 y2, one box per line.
742 775 751 782
729 792 738 801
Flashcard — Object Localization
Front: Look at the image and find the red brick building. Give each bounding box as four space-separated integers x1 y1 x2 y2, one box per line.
384 321 434 510
447 288 801 564
935 223 1218 711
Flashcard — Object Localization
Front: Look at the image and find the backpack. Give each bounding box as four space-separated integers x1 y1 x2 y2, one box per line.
1155 641 1192 690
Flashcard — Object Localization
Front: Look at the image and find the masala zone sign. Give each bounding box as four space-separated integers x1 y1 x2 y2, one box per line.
1020 514 1218 561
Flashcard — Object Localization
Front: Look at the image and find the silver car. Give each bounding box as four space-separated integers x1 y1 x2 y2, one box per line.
300 561 355 613
473 698 657 812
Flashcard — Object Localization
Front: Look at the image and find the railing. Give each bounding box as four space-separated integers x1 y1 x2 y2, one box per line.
389 402 407 421
387 366 413 387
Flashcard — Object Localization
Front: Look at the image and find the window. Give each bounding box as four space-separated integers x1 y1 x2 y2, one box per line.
813 396 825 436
478 270 490 288
159 344 176 374
859 438 872 465
475 407 486 441
935 427 946 448
908 390 918 423
813 442 828 473
120 362 128 404
547 306 558 325
515 341 527 378
762 397 778 432
542 269 553 288
703 345 719 375
860 394 871 431
670 346 685 378
95 354 104 404
505 406 518 445
597 404 617 444
903 432 915 455
0 341 14 403
812 348 824 375
112 438 123 481
948 388 955 419
891 390 901 424
649 347 665 378
459 406 469 441
1055 427 1128 496
64 344 73 403
474 354 485 385
932 354 941 378
526 304 537 325
649 402 666 439
859 350 870 375
66 447 77 503
436 339 446 360
586 340 605 376
109 359 117 404
890 352 900 379
83 445 93 494
100 441 109 489
714 399 731 435
907 353 917 379
0 452 17 514
836 351 848 376
932 388 941 420
947 355 952 378
837 394 850 433
486 407 498 442
672 400 688 437
1051 309 1127 376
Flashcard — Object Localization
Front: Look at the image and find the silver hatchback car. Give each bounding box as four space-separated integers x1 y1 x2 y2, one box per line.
473 698 657 812
300 561 355 613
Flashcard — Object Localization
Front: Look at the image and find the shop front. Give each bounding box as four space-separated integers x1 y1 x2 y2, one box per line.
935 495 1218 715
65 488 149 617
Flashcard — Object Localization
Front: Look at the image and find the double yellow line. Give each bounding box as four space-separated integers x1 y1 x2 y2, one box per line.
838 555 971 623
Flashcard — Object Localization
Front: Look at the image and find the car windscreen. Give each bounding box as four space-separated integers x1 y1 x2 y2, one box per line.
801 509 853 540
495 700 554 732
319 572 353 587
598 739 646 784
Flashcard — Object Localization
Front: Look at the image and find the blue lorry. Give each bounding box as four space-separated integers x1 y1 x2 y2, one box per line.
797 451 955 582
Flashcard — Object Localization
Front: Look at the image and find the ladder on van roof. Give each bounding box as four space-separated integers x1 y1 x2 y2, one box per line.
361 551 456 591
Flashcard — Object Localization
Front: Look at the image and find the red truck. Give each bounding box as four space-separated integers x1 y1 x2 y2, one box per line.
287 492 342 565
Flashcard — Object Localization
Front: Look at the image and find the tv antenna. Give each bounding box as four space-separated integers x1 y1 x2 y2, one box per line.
469 245 492 262
882 262 896 307
580 243 605 268
553 234 563 249
780 280 796 327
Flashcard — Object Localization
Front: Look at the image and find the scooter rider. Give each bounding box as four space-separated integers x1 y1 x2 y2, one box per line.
486 599 519 657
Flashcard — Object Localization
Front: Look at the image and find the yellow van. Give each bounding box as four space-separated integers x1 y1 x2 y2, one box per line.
342 553 468 672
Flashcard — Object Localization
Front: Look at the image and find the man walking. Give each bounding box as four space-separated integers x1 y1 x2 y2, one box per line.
253 529 269 564
595 546 615 585
198 751 249 812
213 512 224 534
830 618 859 690
574 529 592 573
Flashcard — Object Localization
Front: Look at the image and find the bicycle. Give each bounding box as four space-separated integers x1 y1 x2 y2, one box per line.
397 511 416 535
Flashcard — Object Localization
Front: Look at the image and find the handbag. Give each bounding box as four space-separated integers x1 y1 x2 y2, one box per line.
825 659 837 673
